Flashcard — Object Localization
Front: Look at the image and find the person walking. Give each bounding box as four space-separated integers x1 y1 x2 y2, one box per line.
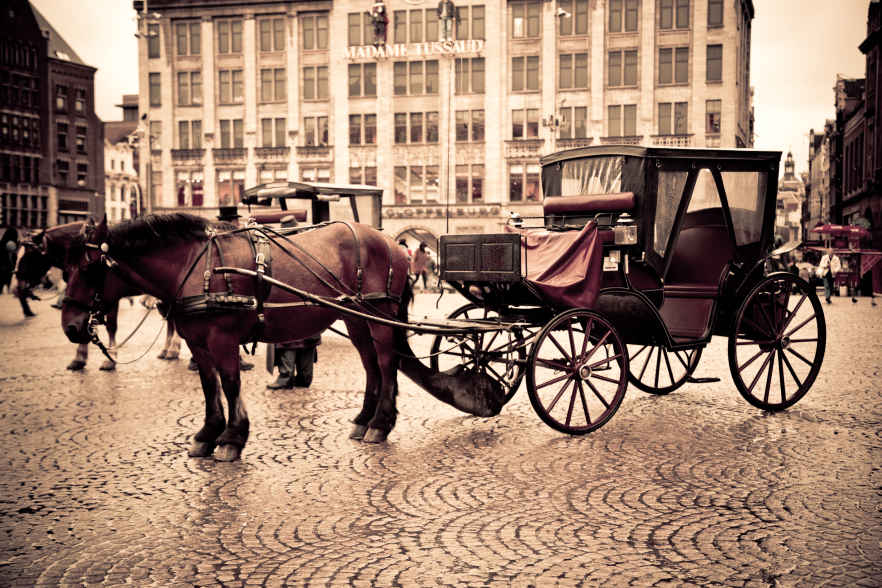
818 247 841 304
411 241 431 290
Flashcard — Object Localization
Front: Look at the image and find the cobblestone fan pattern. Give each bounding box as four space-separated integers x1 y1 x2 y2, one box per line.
0 292 880 587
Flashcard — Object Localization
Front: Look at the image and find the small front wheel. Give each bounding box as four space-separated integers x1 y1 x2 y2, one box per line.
527 309 628 434
728 273 826 411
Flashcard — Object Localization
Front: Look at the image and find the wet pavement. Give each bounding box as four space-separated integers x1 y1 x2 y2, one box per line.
0 289 880 586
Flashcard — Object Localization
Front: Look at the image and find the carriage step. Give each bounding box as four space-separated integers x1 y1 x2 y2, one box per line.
686 376 720 384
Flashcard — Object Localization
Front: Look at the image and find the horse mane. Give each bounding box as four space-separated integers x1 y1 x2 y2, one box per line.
106 213 215 254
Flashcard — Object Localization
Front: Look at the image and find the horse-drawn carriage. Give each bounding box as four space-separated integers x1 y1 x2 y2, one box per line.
58 147 826 460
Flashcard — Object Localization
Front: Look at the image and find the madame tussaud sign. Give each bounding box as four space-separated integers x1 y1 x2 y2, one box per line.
344 39 485 59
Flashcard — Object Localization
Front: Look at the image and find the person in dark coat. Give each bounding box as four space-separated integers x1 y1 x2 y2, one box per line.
1 227 19 295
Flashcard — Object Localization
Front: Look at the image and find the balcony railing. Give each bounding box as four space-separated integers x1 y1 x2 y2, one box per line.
504 138 544 159
171 148 205 161
651 134 693 147
254 146 290 160
296 145 332 160
212 148 246 161
556 137 594 150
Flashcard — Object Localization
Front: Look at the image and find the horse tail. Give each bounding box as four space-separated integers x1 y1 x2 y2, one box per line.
394 279 505 418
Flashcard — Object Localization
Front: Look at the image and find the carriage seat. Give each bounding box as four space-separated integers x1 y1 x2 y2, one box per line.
248 210 308 225
543 192 635 216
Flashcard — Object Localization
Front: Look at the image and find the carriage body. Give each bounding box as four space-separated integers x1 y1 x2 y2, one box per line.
437 146 826 433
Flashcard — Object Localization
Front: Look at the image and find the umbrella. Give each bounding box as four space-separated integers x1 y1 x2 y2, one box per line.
809 223 870 239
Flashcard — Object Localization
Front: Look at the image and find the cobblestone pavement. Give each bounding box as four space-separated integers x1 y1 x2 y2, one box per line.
0 290 880 587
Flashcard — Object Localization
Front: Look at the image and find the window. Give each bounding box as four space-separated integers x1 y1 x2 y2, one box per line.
302 14 329 50
177 71 202 106
559 106 588 138
303 116 329 146
147 74 161 106
56 85 67 110
216 18 242 54
348 63 377 97
175 21 200 56
176 170 204 207
512 55 539 91
74 89 85 113
218 69 243 104
511 0 541 38
259 17 285 52
348 12 367 46
149 121 161 149
509 164 540 202
393 60 438 95
260 118 285 147
455 58 485 94
559 0 589 35
706 99 721 133
349 114 377 145
57 160 69 184
349 166 377 186
218 119 244 149
658 102 687 134
392 112 439 144
302 66 328 99
57 122 68 151
301 167 331 183
512 108 539 139
659 0 689 29
147 23 160 58
76 163 88 184
260 68 286 102
216 169 244 206
608 49 637 87
456 5 485 40
560 53 588 89
456 164 485 202
708 0 723 27
178 120 202 149
658 47 688 84
456 110 485 141
608 104 637 136
75 125 86 153
393 165 440 204
609 0 639 32
706 44 722 81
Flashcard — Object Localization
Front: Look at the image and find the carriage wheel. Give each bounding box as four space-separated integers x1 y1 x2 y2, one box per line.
628 344 703 395
430 304 528 403
527 309 628 435
728 273 825 411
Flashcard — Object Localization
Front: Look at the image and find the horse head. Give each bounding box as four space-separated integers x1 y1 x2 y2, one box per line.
61 217 112 343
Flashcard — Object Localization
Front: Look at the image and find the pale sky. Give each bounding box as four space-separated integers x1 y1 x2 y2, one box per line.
30 0 871 176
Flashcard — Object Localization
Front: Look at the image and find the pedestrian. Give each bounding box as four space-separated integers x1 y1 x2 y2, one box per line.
411 241 431 290
1 227 19 295
266 215 322 389
398 239 412 266
817 247 841 304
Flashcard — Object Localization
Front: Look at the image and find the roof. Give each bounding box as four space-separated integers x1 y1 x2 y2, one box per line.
540 145 781 167
104 120 138 145
30 4 90 67
241 181 383 204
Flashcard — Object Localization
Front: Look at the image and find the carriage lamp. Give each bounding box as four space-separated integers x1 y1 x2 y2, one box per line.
613 213 637 245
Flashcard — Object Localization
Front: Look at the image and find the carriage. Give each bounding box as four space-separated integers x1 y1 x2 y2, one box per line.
426 145 826 434
58 147 826 460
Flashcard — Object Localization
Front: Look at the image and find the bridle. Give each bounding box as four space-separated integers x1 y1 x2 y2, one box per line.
62 239 119 358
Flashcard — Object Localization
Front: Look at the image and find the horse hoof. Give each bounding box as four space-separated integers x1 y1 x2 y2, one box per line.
188 440 215 458
157 350 167 359
165 352 179 360
349 424 368 440
66 360 86 371
362 428 389 444
214 445 241 462
99 361 116 371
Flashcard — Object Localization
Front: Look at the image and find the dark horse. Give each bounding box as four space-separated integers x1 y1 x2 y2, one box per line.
61 214 505 461
16 222 180 370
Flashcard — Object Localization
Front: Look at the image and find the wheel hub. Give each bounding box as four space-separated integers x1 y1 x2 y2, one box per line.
577 363 592 380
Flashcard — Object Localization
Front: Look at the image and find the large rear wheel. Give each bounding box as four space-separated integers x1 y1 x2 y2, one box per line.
527 309 628 434
430 304 527 403
728 273 825 411
628 344 703 395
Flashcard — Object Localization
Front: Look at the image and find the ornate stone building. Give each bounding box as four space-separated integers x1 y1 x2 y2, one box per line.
134 0 755 243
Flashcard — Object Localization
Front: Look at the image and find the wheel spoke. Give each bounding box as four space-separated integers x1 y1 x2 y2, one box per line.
575 378 591 425
548 332 572 364
565 380 577 426
536 356 569 371
638 345 654 380
738 347 767 373
786 347 815 368
567 321 577 363
630 345 649 361
662 348 675 386
584 377 611 409
591 372 622 385
778 347 787 404
536 370 571 390
784 313 817 339
580 318 593 359
779 292 808 334
583 329 611 364
736 338 775 346
588 352 624 370
781 351 803 393
747 349 775 394
544 376 573 413
673 349 690 370
762 349 774 403
741 314 775 339
758 298 780 337
654 345 661 388
788 337 818 344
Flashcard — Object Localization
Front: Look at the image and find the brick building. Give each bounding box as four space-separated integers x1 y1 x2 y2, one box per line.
134 0 755 242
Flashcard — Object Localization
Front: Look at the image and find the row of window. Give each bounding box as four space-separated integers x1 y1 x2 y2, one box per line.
55 160 89 186
56 122 88 154
1 114 40 150
0 154 40 186
148 0 728 61
0 193 48 230
0 74 40 112
55 86 88 114
160 98 722 152
151 43 722 109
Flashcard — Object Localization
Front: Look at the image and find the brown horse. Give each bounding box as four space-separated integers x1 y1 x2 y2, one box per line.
16 222 180 370
61 214 505 461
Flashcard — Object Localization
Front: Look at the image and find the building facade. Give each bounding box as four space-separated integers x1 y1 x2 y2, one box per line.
0 0 49 231
135 0 754 241
775 150 803 246
805 122 832 234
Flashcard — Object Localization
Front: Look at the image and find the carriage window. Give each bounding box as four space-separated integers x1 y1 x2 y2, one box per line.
722 171 767 245
654 170 688 256
687 169 721 212
558 156 623 196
